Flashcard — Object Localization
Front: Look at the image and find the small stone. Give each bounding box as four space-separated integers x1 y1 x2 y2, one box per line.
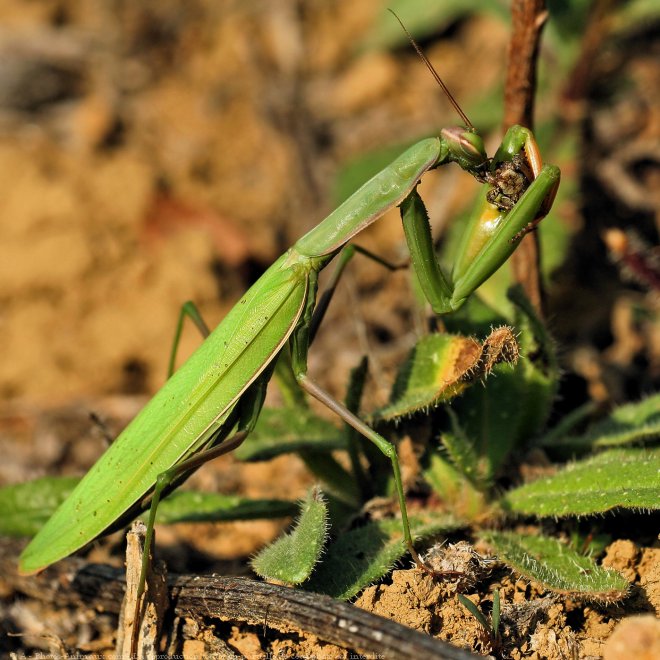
603 615 660 660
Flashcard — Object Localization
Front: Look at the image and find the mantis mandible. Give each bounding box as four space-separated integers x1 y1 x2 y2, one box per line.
18 15 560 638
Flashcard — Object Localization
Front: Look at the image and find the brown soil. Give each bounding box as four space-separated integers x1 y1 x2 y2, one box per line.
352 539 660 659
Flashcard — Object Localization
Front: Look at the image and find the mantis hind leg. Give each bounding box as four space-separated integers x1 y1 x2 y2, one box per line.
293 372 426 569
291 261 430 570
131 427 249 650
309 244 407 343
131 373 270 654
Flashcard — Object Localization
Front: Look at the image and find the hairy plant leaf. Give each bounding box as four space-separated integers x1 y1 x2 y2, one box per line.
0 476 79 537
0 476 297 537
423 452 487 521
444 287 557 477
155 491 298 524
441 407 490 489
236 406 345 461
482 531 629 601
374 333 482 421
443 361 521 478
251 487 328 585
503 447 660 517
374 329 518 423
304 514 460 600
545 392 660 454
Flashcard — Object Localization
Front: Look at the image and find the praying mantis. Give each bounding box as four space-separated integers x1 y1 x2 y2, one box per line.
18 16 560 646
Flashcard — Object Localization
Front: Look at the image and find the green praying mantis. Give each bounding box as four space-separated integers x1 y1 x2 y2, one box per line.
18 17 560 644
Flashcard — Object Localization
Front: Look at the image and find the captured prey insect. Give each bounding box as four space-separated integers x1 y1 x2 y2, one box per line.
19 14 560 652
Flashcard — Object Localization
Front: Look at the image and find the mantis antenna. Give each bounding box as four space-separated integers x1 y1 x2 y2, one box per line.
388 8 475 130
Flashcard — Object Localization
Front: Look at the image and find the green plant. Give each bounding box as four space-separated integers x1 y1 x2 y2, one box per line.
458 589 502 653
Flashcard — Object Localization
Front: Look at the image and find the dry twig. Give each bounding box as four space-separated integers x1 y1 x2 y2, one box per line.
505 0 550 313
2 543 477 659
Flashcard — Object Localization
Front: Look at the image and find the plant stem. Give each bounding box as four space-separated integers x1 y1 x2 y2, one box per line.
504 0 549 315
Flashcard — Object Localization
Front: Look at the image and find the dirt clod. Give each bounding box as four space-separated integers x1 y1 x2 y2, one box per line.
602 614 660 660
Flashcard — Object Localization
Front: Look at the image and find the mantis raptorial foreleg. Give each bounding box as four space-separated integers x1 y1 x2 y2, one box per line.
402 146 560 313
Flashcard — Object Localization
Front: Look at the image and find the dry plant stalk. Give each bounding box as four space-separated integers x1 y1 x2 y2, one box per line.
505 0 550 314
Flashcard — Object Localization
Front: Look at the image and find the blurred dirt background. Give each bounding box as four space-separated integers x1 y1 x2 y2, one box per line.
1 0 659 658
0 0 512 405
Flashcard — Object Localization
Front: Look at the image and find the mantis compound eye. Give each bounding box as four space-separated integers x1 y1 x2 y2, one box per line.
441 127 488 170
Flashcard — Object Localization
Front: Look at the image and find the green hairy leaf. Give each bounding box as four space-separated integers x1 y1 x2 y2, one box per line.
374 333 482 421
155 491 298 524
375 327 518 423
0 476 79 537
441 407 486 487
0 476 297 537
546 392 660 454
503 447 660 517
236 406 345 462
443 287 557 477
304 514 460 600
483 531 629 601
251 487 329 585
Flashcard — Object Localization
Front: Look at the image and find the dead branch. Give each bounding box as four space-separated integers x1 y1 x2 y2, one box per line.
505 0 550 314
3 546 477 660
